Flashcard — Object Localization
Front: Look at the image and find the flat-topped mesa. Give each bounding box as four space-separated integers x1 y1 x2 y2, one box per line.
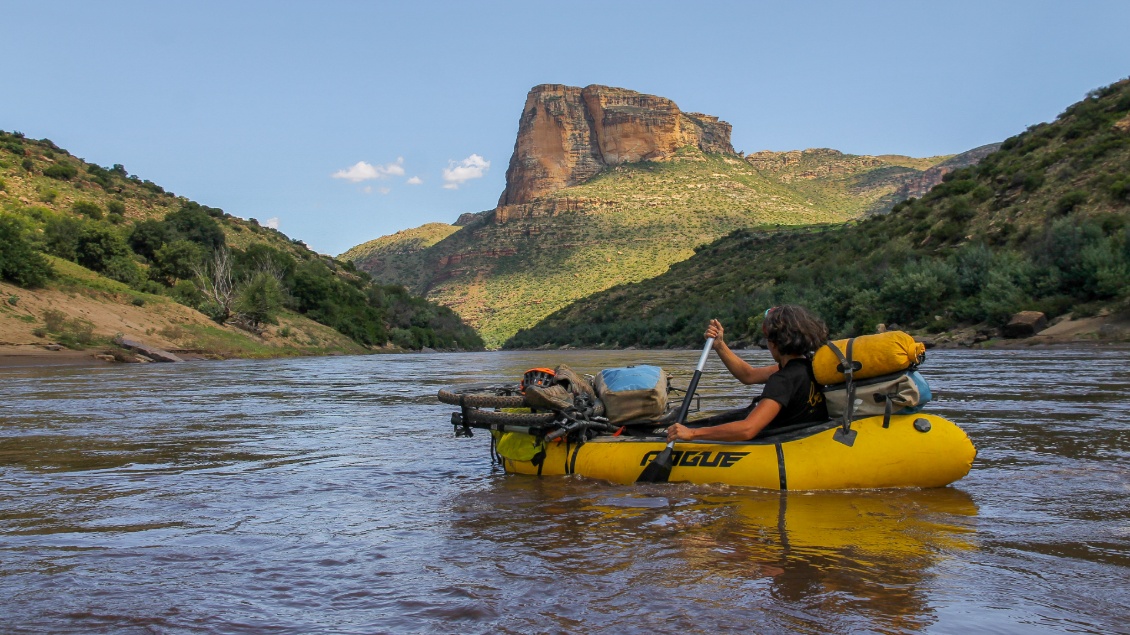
498 84 735 205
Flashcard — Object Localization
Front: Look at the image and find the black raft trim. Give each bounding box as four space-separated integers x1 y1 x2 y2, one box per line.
775 442 787 490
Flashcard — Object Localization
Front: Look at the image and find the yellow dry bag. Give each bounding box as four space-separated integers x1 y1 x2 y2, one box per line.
812 331 925 385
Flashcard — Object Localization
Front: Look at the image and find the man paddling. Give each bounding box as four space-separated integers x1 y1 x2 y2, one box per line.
667 305 829 442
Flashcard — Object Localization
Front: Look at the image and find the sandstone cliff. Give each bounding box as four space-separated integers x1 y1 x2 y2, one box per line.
498 84 735 205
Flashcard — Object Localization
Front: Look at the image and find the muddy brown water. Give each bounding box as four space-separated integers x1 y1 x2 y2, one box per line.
1 348 1127 634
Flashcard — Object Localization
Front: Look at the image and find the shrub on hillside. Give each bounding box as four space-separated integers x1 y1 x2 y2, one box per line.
150 240 206 286
43 163 78 180
43 216 84 261
233 244 297 281
128 219 176 261
72 201 104 220
169 279 203 308
234 272 284 329
0 215 53 287
75 223 132 273
1110 178 1130 203
1055 190 1088 216
101 255 144 287
40 309 95 349
86 164 115 189
1077 238 1130 298
164 205 225 252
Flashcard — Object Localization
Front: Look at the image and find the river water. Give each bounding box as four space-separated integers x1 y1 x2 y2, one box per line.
0 348 1127 634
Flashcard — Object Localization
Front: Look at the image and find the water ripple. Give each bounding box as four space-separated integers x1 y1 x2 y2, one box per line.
1 349 1128 633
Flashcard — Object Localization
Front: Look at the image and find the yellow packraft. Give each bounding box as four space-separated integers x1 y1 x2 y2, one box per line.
812 331 925 385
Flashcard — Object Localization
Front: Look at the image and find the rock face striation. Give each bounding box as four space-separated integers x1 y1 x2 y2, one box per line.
498 84 735 205
889 143 1003 203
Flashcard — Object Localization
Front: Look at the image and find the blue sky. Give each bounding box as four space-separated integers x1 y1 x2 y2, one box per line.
3 1 1128 256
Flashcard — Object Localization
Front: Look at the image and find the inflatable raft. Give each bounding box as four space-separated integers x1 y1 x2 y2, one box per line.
440 368 976 490
484 413 975 490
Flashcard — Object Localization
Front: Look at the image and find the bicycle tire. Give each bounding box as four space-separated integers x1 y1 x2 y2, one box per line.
460 407 557 426
437 383 527 408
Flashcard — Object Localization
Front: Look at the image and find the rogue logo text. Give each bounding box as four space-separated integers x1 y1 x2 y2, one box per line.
639 450 750 468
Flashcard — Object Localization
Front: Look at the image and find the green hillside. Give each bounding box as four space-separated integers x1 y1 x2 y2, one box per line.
340 222 463 292
505 79 1130 349
349 146 956 347
0 132 483 355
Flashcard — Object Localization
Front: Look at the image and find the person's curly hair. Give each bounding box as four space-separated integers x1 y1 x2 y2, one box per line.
762 305 828 356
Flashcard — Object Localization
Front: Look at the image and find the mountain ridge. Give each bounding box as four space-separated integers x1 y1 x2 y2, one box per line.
504 78 1130 349
345 84 997 347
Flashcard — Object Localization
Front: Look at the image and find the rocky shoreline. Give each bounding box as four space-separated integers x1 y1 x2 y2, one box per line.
919 311 1130 349
5 310 1129 368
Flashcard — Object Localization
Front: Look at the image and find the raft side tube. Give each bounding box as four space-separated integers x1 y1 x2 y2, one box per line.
502 413 975 491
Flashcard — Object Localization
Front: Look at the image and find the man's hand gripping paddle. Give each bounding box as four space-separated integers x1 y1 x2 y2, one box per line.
636 337 714 483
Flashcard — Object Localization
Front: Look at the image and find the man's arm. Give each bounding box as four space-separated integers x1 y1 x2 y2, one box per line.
707 319 779 385
668 398 782 442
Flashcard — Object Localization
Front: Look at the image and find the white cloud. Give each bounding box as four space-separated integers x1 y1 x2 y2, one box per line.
265 217 280 230
406 176 423 185
332 157 405 183
379 187 391 195
363 186 373 194
442 154 489 189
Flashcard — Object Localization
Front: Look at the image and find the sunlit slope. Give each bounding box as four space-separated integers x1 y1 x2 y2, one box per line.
505 79 1130 349
340 222 462 292
352 147 952 347
0 131 484 354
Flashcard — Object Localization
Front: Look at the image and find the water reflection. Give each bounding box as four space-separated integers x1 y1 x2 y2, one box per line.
449 478 977 632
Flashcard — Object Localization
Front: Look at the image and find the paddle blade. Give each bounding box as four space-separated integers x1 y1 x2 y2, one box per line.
636 444 674 483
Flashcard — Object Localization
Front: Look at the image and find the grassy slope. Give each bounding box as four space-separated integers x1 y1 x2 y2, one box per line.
349 147 952 347
339 222 462 291
505 79 1130 349
0 257 368 358
0 134 477 356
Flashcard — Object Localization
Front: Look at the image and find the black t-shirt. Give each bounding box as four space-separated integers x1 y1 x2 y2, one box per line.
758 357 828 432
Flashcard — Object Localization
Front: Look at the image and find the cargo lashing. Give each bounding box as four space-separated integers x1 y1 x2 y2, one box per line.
827 338 861 447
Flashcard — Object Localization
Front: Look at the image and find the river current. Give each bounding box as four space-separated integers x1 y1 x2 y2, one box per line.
1 348 1127 634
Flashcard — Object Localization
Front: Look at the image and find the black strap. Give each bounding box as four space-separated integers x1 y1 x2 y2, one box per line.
569 441 583 474
775 443 787 490
825 339 859 434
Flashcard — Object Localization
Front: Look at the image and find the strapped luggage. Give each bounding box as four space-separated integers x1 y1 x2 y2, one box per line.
812 331 925 385
823 370 931 427
594 365 669 424
817 332 930 434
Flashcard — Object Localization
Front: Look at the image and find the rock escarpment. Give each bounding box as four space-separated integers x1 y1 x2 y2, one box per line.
889 143 1003 203
498 84 735 205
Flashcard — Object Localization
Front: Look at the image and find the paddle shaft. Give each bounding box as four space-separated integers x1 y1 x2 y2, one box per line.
654 337 715 460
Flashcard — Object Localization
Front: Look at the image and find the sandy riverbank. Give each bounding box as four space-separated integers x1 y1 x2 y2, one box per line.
0 343 214 368
0 345 121 367
4 311 1129 368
